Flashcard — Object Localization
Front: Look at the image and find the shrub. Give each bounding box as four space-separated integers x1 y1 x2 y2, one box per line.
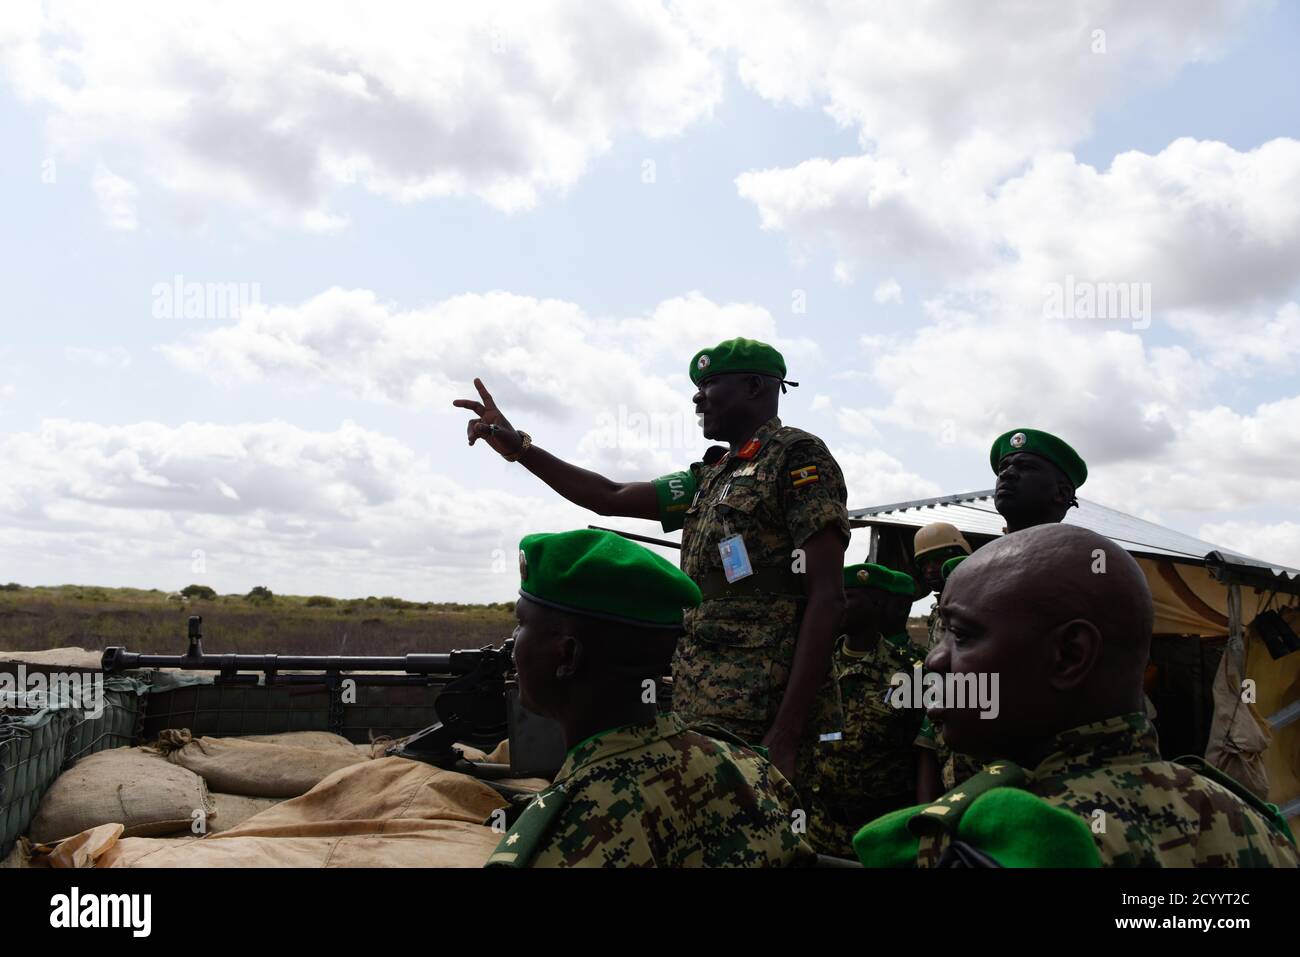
180 584 217 600
246 585 274 603
305 595 338 608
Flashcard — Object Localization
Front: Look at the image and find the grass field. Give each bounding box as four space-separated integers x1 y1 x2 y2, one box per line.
0 583 518 656
0 582 932 658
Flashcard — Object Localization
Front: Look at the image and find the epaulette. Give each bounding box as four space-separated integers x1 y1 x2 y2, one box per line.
1174 754 1297 846
881 631 926 667
484 782 571 868
907 760 1027 836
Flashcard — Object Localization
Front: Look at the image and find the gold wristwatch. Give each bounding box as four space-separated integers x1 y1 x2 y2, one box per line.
503 431 532 463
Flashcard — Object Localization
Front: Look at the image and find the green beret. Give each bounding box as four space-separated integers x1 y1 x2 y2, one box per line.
940 556 966 580
852 789 1101 868
844 563 916 597
518 529 700 629
689 337 788 386
989 428 1087 488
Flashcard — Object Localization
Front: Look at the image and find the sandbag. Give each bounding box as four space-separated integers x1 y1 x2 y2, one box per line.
86 758 508 867
154 730 367 798
27 747 213 843
207 794 283 834
235 731 357 751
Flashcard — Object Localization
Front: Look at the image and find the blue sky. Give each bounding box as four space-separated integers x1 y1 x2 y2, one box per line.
0 1 1297 601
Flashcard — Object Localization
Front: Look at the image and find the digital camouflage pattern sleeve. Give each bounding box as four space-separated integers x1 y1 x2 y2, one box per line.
913 713 1298 868
778 437 850 549
485 713 815 868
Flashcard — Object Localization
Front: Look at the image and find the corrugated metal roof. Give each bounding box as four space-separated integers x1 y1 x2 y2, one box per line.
850 489 1300 582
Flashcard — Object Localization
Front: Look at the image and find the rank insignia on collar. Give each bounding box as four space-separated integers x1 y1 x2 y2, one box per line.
736 439 762 460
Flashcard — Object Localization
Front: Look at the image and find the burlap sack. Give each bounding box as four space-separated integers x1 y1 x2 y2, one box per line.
235 731 357 751
153 730 367 798
28 747 212 843
207 794 283 834
88 758 508 867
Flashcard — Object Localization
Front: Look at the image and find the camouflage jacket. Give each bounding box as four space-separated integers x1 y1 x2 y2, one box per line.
651 416 849 749
485 713 815 868
813 632 928 855
915 713 1298 868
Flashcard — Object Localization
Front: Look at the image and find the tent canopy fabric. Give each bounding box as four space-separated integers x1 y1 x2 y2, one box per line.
850 490 1300 636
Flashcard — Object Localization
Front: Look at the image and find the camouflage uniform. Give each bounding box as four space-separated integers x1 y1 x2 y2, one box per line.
814 631 928 855
921 604 983 788
652 416 849 763
914 712 1298 868
485 713 815 867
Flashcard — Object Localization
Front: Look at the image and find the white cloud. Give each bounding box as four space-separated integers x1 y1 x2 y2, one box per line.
0 418 588 600
2 0 722 225
844 305 1207 464
740 138 1300 325
162 288 824 477
836 448 942 509
685 0 1253 179
1197 520 1300 570
873 279 902 305
1087 396 1300 514
91 165 137 231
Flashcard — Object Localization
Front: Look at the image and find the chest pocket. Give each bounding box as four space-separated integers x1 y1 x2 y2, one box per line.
706 474 766 527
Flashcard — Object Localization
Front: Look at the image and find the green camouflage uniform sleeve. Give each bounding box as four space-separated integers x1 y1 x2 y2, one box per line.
651 466 698 533
495 720 815 867
778 439 850 548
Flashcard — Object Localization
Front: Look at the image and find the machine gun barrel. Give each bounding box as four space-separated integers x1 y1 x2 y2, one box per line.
101 648 459 674
97 615 564 782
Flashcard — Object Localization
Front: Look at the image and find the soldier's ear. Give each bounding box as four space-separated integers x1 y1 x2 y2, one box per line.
1047 618 1102 691
554 634 583 680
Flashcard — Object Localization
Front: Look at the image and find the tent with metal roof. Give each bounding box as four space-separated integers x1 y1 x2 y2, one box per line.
850 489 1300 823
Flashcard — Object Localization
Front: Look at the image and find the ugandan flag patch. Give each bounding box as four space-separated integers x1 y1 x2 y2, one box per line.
790 464 819 488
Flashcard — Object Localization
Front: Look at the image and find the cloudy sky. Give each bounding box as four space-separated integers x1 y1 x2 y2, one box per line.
1 0 1298 602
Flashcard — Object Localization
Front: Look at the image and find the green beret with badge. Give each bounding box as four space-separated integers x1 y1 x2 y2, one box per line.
940 555 967 581
518 528 701 629
844 562 916 597
989 428 1087 489
689 337 796 388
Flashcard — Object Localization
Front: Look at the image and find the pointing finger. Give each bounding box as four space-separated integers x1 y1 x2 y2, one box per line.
453 399 487 416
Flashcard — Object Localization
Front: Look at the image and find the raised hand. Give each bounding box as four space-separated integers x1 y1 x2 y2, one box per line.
452 378 524 459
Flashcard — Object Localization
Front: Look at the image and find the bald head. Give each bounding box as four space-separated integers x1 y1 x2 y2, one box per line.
928 524 1154 763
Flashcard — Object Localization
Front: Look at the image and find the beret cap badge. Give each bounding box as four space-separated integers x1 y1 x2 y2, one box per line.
1010 432 1027 448
518 549 528 581
697 355 710 370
